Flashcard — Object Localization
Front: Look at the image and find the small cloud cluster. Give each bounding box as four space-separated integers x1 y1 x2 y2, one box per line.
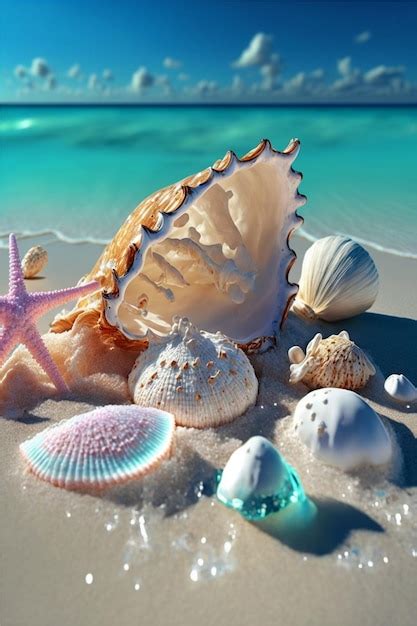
163 57 182 69
131 66 155 91
355 30 371 44
31 58 50 77
68 64 81 78
7 33 416 103
233 33 281 92
331 56 407 95
13 57 56 92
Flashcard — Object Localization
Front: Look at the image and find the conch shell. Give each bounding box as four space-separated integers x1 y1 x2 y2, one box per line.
292 235 378 322
51 139 306 352
128 316 258 428
288 330 376 390
21 245 48 279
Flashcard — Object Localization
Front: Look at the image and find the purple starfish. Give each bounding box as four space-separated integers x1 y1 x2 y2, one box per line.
0 234 99 393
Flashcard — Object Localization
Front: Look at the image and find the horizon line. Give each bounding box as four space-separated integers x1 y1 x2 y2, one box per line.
1 101 417 108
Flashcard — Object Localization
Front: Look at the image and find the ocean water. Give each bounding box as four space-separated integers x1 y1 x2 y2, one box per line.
0 105 416 258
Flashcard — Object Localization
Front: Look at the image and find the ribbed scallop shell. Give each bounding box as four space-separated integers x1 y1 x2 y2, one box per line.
289 331 375 390
20 405 175 491
51 139 306 353
292 235 378 322
128 317 258 428
21 245 48 279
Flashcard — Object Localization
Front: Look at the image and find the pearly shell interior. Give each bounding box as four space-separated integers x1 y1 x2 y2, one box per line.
99 139 305 347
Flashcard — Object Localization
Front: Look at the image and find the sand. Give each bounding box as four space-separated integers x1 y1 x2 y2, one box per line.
0 234 416 626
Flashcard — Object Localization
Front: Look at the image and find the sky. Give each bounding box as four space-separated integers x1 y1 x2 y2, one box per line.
1 0 417 104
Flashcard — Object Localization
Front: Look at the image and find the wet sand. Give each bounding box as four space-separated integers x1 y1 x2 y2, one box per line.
0 234 416 626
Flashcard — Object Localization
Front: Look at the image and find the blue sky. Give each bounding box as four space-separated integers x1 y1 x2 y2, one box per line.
1 0 417 103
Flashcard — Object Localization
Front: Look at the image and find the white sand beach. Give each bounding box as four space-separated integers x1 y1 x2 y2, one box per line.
0 234 416 626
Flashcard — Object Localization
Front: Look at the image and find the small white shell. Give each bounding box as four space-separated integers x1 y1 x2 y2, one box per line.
292 236 379 322
216 436 305 520
384 374 417 404
289 330 375 390
217 436 287 504
21 245 48 279
128 317 258 428
293 388 392 471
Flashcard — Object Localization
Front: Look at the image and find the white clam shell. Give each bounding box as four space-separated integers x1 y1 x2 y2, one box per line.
217 436 287 504
289 331 375 390
292 235 379 322
21 245 48 279
128 317 258 428
293 388 392 471
384 374 417 403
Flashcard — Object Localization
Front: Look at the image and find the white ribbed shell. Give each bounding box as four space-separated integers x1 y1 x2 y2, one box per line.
21 245 48 279
289 331 375 390
292 236 379 322
128 317 258 428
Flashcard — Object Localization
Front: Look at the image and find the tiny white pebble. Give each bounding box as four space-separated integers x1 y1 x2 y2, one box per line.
123 563 130 571
201 537 207 544
85 573 93 585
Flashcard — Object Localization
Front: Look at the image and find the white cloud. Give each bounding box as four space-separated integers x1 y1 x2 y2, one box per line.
178 72 189 81
131 67 154 91
156 74 173 95
282 68 325 96
31 58 50 77
103 68 113 81
233 33 273 68
14 65 27 79
194 80 218 96
88 73 99 90
355 31 371 44
338 56 353 77
260 53 281 90
231 75 245 94
311 68 325 80
68 64 81 78
163 57 182 69
331 57 362 92
364 65 405 86
46 75 56 90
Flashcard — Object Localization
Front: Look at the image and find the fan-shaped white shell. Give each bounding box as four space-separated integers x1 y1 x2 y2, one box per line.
128 317 258 428
293 388 392 471
384 374 417 403
292 236 379 322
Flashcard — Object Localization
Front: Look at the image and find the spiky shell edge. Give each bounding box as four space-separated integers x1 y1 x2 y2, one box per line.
50 139 306 352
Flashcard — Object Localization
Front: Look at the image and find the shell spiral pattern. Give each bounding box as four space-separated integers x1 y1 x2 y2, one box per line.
128 317 258 428
20 405 175 491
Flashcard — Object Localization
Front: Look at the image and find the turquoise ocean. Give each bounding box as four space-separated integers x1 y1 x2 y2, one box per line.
0 105 416 258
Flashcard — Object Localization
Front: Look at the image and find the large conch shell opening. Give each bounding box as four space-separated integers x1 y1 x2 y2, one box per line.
52 139 306 350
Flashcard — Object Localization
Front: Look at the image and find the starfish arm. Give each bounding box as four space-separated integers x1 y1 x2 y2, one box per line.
0 326 20 367
8 234 27 298
23 323 70 393
29 280 100 315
